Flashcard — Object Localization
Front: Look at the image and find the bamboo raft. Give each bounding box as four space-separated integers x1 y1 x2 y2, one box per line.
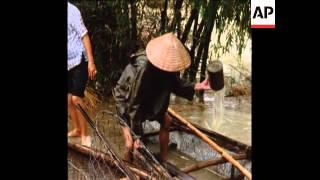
68 105 251 180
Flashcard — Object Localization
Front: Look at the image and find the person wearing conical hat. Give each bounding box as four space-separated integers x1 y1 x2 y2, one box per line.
114 32 211 162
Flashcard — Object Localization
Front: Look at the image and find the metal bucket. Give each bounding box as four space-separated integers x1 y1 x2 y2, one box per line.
207 60 224 91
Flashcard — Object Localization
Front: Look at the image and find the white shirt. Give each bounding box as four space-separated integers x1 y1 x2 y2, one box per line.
68 2 88 71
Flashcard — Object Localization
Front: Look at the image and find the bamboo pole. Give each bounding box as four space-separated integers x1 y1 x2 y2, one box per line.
68 142 151 179
167 107 252 180
181 154 247 173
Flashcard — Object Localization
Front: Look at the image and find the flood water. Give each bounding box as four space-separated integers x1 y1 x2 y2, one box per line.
170 91 251 146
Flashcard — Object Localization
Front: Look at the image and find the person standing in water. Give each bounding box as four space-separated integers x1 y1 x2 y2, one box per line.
114 33 211 162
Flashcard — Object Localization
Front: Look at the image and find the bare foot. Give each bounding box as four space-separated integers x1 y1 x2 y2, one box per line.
68 129 81 137
81 136 92 147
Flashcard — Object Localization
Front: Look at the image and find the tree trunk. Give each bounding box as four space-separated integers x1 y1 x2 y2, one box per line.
189 18 207 82
180 10 197 43
198 34 211 100
182 8 200 80
170 0 183 34
184 19 204 81
198 0 218 100
189 39 204 82
160 0 168 34
181 1 199 44
129 0 137 51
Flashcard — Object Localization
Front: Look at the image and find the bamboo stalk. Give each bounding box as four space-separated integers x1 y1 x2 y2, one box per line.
181 154 247 173
167 107 252 180
68 142 151 179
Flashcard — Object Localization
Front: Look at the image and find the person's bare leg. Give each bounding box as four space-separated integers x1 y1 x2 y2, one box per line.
122 126 133 162
71 95 91 146
159 113 172 162
68 94 81 137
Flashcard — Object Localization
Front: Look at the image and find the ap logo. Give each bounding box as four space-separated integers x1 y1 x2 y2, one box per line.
251 0 275 28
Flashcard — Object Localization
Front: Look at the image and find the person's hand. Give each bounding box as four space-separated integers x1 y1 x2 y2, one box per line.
88 62 97 80
133 139 142 149
194 77 211 90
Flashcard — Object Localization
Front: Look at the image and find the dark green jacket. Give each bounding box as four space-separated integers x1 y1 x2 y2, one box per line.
113 52 195 135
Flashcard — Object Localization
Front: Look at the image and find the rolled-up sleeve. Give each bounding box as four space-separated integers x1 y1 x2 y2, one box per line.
172 75 195 101
71 6 88 38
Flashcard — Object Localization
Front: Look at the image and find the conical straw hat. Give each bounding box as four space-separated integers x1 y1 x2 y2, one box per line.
146 32 191 72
